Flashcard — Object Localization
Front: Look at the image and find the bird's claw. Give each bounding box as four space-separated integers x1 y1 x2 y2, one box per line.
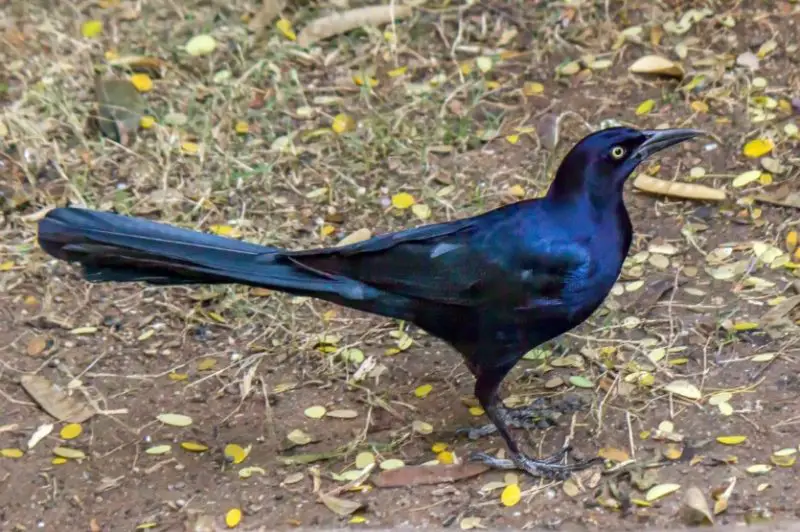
469 446 601 480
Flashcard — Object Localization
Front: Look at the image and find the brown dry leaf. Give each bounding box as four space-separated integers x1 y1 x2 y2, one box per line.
373 463 489 488
26 336 49 356
682 486 714 525
20 375 95 423
107 55 166 72
633 175 726 201
319 493 363 516
248 0 286 34
298 5 414 48
629 55 685 78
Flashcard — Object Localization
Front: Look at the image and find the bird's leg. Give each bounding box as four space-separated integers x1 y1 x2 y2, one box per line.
468 368 601 479
459 395 585 440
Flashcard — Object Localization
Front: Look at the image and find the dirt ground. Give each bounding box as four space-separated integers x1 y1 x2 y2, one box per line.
2 0 800 530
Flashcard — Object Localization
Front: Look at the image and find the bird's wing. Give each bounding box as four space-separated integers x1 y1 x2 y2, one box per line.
287 212 590 308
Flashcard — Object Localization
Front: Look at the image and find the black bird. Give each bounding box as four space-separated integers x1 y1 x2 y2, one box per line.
37 127 702 478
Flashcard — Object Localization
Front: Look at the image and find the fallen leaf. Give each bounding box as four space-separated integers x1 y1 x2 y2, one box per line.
663 380 701 400
225 508 242 528
1 448 24 458
224 444 249 464
297 5 414 48
81 20 103 38
53 446 87 460
156 413 192 427
326 409 358 419
129 73 153 92
240 466 267 479
185 34 217 56
60 423 82 440
716 435 746 445
501 483 521 507
636 99 656 115
27 423 53 449
629 55 684 78
319 493 363 516
180 441 209 452
304 405 326 419
20 375 95 423
26 336 49 356
275 18 296 41
733 170 764 188
414 384 432 398
746 464 771 475
145 445 171 455
743 138 774 158
392 192 415 209
379 458 405 470
646 483 681 501
683 486 714 525
332 113 356 134
287 429 313 446
633 175 725 201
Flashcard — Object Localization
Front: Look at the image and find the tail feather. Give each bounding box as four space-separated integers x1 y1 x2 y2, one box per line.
37 207 360 297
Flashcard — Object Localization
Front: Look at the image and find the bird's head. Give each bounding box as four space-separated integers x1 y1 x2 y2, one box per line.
547 126 703 202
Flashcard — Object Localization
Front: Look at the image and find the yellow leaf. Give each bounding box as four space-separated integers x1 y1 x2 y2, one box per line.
523 82 544 96
130 74 153 92
414 384 432 398
352 74 378 87
746 464 772 475
197 358 217 371
181 141 199 155
732 170 763 188
468 406 485 416
168 372 188 381
1 448 24 458
388 66 408 78
276 18 296 41
304 405 326 419
501 483 521 507
460 62 473 75
787 231 798 252
239 466 266 479
636 99 656 115
332 113 355 134
53 446 86 459
225 508 242 528
139 115 155 129
145 445 172 455
485 81 500 90
742 138 774 158
0 260 15 271
224 444 248 464
379 458 405 470
60 423 82 440
180 441 209 452
321 224 335 237
691 101 709 113
52 457 67 465
716 435 747 445
156 413 193 427
645 483 681 501
235 120 249 134
185 34 217 56
505 134 520 145
355 452 375 468
759 173 773 186
732 322 758 331
437 451 455 464
391 192 415 209
476 56 493 73
81 20 103 38
509 184 525 198
431 442 448 453
411 203 431 220
598 447 630 462
209 225 241 238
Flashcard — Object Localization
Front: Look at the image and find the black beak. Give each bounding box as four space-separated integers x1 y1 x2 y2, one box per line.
633 128 705 160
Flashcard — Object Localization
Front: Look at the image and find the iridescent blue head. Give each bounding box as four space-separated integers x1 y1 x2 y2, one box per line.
547 127 703 202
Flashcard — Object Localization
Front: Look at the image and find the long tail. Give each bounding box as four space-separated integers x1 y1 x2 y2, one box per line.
36 207 362 299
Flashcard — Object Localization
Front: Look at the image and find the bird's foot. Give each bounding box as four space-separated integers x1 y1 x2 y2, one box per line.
469 446 601 480
458 397 583 440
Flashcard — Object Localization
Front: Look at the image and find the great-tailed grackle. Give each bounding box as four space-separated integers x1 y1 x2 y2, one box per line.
37 127 702 478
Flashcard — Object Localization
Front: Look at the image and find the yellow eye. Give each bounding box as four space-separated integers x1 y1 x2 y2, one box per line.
610 146 626 159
